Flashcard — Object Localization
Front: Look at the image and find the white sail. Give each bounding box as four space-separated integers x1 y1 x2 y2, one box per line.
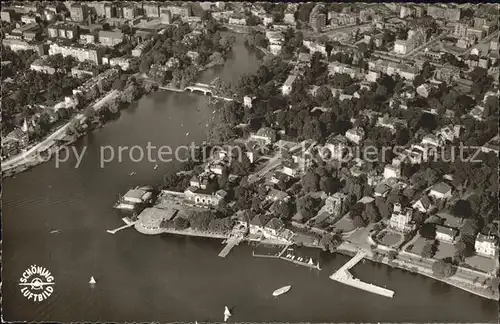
89 276 96 284
224 306 231 321
308 258 314 265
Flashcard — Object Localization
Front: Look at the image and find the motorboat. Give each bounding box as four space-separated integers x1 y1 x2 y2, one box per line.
50 230 60 234
272 285 292 297
153 164 159 170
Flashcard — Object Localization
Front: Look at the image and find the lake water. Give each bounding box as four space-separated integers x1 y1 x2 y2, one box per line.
1 32 497 322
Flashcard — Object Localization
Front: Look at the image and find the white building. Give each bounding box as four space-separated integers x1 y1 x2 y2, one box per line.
389 203 415 233
429 182 452 200
435 225 458 243
243 95 255 108
345 127 365 145
412 195 434 213
475 234 497 257
281 75 297 96
383 164 401 179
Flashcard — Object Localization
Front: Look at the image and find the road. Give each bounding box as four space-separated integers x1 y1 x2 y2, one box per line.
1 114 84 170
247 154 282 184
2 90 120 170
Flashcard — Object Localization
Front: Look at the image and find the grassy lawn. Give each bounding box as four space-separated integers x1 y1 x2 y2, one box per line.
333 214 356 233
408 236 428 255
465 255 496 273
434 241 455 259
378 231 403 247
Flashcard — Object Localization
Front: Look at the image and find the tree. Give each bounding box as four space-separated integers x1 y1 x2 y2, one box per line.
363 202 381 223
419 223 436 240
319 176 340 194
352 214 366 228
320 233 342 253
432 258 455 278
387 250 398 261
297 195 321 221
270 200 293 220
189 211 216 231
375 197 391 219
173 217 190 230
422 240 437 258
301 171 319 193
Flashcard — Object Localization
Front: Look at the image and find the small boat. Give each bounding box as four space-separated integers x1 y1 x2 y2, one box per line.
153 164 159 170
89 276 96 285
186 132 189 136
129 172 135 176
223 306 231 322
272 285 292 297
50 230 60 234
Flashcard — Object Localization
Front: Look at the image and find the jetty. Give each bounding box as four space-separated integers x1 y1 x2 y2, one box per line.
107 218 137 235
218 236 243 258
330 251 394 298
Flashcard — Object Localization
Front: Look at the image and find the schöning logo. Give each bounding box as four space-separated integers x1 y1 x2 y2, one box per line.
18 265 55 302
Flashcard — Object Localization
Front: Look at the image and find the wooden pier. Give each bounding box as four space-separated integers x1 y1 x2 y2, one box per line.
330 251 395 298
106 221 137 235
218 236 242 258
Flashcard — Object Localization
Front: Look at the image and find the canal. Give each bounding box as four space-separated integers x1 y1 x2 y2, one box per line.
1 32 497 322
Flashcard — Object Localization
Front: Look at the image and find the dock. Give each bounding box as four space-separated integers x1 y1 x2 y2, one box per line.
218 236 242 258
329 251 395 298
106 221 136 235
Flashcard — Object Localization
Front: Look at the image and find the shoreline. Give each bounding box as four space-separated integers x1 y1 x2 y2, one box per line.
133 222 498 301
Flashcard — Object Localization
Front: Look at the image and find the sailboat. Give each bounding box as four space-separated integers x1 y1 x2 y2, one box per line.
308 258 314 265
223 306 231 322
89 276 96 285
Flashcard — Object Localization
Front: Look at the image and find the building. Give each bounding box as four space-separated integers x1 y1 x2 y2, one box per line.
393 28 427 55
98 30 124 47
475 234 497 257
1 9 16 23
412 195 434 213
243 95 255 108
69 3 88 22
284 12 296 26
162 5 191 18
229 15 246 25
104 3 116 18
389 203 416 233
281 75 297 96
250 127 277 145
264 218 284 238
30 57 56 74
427 5 461 21
49 43 103 65
383 164 401 179
345 127 365 145
324 192 346 217
2 38 46 55
143 2 160 17
303 39 327 57
132 41 151 57
249 214 273 235
122 4 136 20
262 14 274 26
327 61 360 78
184 187 222 207
48 23 79 40
435 225 458 243
160 8 172 24
310 13 326 31
429 182 452 200
109 57 131 71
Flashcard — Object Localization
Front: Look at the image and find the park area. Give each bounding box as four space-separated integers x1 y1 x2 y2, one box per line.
375 229 404 247
333 213 356 233
465 255 497 273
